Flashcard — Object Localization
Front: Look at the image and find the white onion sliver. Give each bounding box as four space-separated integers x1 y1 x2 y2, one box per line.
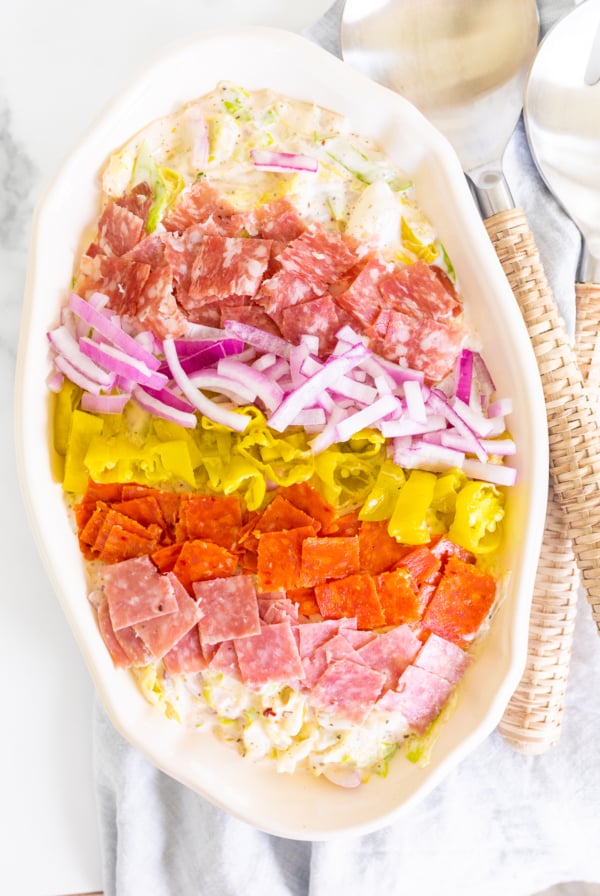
451 397 496 438
488 397 513 418
403 379 428 424
81 391 131 414
163 338 251 433
48 325 115 386
335 394 400 442
393 440 466 472
462 459 517 487
132 386 197 428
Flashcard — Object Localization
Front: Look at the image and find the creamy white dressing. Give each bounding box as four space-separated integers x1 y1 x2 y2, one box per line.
102 81 449 269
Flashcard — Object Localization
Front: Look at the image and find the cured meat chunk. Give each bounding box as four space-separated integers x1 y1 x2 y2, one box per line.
334 257 388 327
193 574 260 645
113 622 152 666
103 555 177 630
258 596 299 625
151 543 184 574
172 539 237 594
124 233 166 266
234 621 304 689
176 494 242 549
377 665 454 734
96 598 131 668
255 494 320 537
296 618 356 659
219 302 282 335
379 309 465 384
378 260 462 320
134 574 201 659
288 586 320 616
430 535 476 566
76 254 151 316
208 640 241 680
301 631 367 688
97 201 145 257
276 226 358 295
136 264 189 339
116 181 153 224
163 626 207 675
300 535 360 587
256 525 317 592
187 235 272 303
113 495 168 535
400 546 442 591
322 508 361 537
255 269 318 319
374 568 425 626
414 632 471 685
358 520 410 575
162 180 237 232
280 294 342 355
244 198 306 242
422 555 497 648
315 573 385 630
279 482 336 531
357 624 421 690
311 658 385 723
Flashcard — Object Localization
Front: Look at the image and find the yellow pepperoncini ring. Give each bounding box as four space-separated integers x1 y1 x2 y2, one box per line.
359 459 406 521
388 469 437 544
448 480 505 555
314 445 384 509
427 468 468 535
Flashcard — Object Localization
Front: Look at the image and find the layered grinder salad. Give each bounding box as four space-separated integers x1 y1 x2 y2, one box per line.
47 83 516 787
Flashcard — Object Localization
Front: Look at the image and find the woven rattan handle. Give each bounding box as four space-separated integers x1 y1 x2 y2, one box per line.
484 209 600 635
499 280 600 752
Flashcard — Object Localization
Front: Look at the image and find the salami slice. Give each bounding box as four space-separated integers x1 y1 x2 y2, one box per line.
413 632 471 685
280 294 342 355
378 260 462 321
276 226 358 294
234 621 304 689
311 658 385 723
134 573 201 659
76 254 151 316
194 574 260 645
255 269 318 319
103 555 178 630
116 181 153 225
162 180 237 232
97 201 145 257
334 257 388 327
136 263 189 339
188 235 272 303
244 198 306 242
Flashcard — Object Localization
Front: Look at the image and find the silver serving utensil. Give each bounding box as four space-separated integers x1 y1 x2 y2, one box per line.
338 0 600 633
525 0 600 286
340 0 539 215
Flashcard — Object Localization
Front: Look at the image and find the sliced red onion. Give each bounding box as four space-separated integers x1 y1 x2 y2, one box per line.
427 389 488 462
79 338 168 389
141 385 196 413
46 369 65 393
335 394 401 442
299 334 320 354
223 319 291 358
403 379 427 424
380 414 446 438
291 408 327 428
184 323 229 340
440 432 517 456
267 343 370 432
54 354 110 395
48 326 115 387
393 439 466 472
163 338 251 432
455 349 474 403
87 292 109 311
310 406 348 453
68 293 161 371
488 397 513 418
472 350 496 394
462 458 517 486
264 358 289 381
250 148 318 173
289 344 310 389
217 357 284 411
159 338 245 376
132 386 197 428
450 397 496 438
330 375 378 405
361 354 425 385
334 324 365 346
252 352 277 372
187 370 256 404
81 391 131 414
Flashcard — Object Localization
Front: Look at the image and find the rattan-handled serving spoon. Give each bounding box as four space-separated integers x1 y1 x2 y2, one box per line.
498 0 600 753
340 0 600 635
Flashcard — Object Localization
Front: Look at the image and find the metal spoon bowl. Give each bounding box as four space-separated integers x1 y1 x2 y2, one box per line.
524 0 600 284
341 0 539 215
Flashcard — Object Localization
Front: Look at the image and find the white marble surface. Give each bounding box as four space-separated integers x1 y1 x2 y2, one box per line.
2 1 600 895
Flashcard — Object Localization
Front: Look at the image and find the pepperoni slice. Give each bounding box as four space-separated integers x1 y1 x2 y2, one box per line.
421 555 497 648
358 520 410 575
315 573 385 630
300 535 360 587
176 494 242 550
373 568 425 626
151 543 184 574
278 482 337 531
172 539 237 594
254 494 321 536
256 525 317 592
